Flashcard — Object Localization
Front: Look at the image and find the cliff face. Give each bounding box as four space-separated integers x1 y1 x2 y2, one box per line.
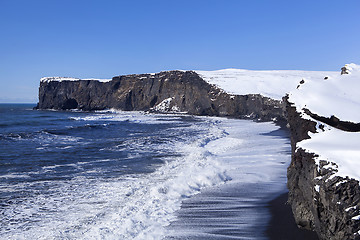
286 98 360 240
37 71 285 121
286 64 360 240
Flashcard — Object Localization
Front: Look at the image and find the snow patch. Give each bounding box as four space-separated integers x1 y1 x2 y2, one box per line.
153 98 174 112
41 77 112 83
335 180 348 187
298 122 360 182
151 98 182 113
346 206 357 212
290 63 360 184
288 63 360 123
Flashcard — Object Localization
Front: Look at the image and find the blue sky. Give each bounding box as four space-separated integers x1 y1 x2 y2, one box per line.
1 0 359 103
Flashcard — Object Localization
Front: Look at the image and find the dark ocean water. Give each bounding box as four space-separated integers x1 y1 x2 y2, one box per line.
0 104 291 239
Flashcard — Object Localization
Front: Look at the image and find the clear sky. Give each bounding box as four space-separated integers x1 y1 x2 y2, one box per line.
1 0 359 103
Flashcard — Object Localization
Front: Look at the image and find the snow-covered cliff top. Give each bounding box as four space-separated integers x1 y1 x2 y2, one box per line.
298 125 360 182
196 69 338 100
289 63 360 123
198 64 360 182
41 77 112 83
290 63 360 182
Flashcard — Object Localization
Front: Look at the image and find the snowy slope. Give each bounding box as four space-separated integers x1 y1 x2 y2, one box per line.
289 63 360 182
298 125 360 181
196 69 338 100
198 64 360 182
289 63 360 123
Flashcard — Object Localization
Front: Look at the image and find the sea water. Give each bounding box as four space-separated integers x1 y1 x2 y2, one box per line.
0 104 290 239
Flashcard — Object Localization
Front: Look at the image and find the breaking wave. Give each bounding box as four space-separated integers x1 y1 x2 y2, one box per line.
1 106 291 239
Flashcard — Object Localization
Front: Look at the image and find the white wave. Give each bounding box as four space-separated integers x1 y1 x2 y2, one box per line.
35 132 83 149
77 159 113 165
0 173 30 179
0 117 290 240
165 119 291 239
42 163 80 171
0 117 225 239
70 111 185 125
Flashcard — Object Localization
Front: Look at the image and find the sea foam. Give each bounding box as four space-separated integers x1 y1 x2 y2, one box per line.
1 113 290 240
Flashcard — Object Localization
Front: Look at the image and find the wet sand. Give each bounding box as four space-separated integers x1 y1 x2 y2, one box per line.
266 192 319 240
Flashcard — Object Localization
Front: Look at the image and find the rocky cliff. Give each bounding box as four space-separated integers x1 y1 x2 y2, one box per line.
36 66 360 239
286 97 360 240
286 64 360 240
36 70 285 122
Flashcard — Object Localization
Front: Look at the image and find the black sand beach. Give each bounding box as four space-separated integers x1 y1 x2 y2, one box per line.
267 192 319 240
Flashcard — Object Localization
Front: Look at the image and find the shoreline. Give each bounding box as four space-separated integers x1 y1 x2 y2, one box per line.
266 192 319 240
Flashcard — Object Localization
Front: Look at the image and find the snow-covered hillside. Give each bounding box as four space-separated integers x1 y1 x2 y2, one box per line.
197 64 360 182
196 69 338 100
289 63 360 182
289 63 360 123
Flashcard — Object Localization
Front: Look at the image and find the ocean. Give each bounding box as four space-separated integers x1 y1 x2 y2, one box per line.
0 104 291 239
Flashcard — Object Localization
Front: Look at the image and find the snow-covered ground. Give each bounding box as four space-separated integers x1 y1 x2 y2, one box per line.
196 68 338 100
288 64 360 182
198 64 360 183
298 125 360 181
288 63 360 123
40 77 112 83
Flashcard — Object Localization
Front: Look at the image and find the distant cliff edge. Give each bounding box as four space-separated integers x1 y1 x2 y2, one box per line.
36 70 285 122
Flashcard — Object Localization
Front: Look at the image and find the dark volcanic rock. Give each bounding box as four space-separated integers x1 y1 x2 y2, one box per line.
303 108 360 132
286 97 360 240
37 71 285 122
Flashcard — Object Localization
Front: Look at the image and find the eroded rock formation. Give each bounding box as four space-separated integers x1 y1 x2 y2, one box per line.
36 71 285 122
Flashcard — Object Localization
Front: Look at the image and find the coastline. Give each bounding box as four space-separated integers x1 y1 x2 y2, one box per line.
30 105 315 239
266 192 319 240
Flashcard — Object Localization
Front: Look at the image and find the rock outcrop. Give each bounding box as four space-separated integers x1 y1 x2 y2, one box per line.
286 97 360 240
36 71 285 122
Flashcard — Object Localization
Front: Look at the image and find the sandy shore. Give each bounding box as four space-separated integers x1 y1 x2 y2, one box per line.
266 192 319 240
